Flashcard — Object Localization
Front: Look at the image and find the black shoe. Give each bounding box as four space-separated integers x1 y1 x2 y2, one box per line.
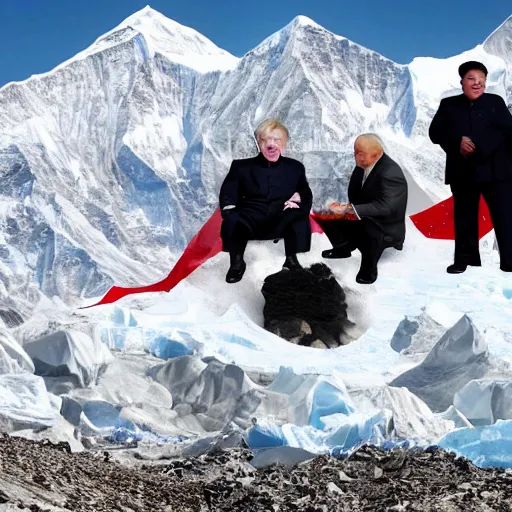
356 267 378 284
226 260 246 283
501 264 512 272
322 248 352 259
283 254 302 271
446 263 467 274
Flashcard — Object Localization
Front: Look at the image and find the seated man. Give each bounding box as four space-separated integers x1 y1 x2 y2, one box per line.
316 134 408 284
219 119 313 283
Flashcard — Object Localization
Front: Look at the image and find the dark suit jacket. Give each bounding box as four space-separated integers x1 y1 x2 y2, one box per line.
219 152 313 214
429 92 512 184
349 153 408 244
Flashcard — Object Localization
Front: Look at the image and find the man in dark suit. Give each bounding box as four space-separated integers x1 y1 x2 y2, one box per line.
317 134 408 284
219 119 313 284
429 60 512 273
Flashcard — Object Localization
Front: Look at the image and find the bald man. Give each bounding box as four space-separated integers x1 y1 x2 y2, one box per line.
316 134 408 284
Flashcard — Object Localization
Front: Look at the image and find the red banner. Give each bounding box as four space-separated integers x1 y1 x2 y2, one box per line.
410 195 493 240
83 209 323 308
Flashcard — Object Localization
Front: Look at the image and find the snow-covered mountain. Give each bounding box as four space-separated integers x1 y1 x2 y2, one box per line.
0 6 510 312
484 15 512 100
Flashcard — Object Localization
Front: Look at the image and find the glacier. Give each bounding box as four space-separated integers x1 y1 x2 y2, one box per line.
0 6 511 469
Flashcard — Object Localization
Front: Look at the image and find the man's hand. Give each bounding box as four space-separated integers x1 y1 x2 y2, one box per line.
221 205 236 219
344 204 356 215
289 192 301 203
460 136 475 156
328 202 349 214
284 200 299 210
284 192 301 210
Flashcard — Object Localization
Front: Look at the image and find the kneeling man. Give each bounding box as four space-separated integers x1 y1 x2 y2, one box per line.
317 134 408 284
219 119 313 283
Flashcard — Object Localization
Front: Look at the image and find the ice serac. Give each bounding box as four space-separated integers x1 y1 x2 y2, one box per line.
389 316 493 412
0 330 34 374
23 329 113 392
67 355 180 436
454 379 512 426
266 366 355 427
390 312 445 357
438 420 512 469
0 345 23 375
349 385 453 441
0 374 60 430
149 355 265 433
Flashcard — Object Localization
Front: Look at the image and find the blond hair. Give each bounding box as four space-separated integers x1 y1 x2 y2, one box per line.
254 119 289 141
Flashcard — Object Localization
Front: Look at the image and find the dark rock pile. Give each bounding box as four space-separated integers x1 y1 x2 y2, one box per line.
1 435 512 511
261 263 352 348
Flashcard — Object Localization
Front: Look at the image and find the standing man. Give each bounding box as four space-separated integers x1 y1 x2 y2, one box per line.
429 60 512 273
219 119 313 284
317 134 408 284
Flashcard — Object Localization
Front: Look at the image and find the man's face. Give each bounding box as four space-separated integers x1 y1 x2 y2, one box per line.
461 69 486 101
258 129 286 162
354 140 381 168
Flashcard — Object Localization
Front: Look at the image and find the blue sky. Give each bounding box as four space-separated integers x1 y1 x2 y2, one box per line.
1 0 510 87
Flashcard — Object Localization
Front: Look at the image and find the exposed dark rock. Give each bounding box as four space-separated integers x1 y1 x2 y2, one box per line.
0 308 24 328
0 437 511 511
261 263 353 348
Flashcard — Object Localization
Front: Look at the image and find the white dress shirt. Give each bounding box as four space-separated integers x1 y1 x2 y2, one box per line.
352 155 382 219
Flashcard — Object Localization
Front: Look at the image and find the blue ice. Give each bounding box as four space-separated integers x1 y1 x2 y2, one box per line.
246 377 390 456
150 335 197 359
437 419 512 468
247 411 391 456
309 381 355 429
99 323 201 358
82 400 121 429
111 307 137 327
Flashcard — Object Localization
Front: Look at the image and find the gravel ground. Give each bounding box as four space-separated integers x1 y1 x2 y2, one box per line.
1 435 511 511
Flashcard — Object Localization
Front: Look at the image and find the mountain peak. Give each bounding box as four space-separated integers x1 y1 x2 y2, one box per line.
291 15 321 29
484 14 512 43
281 14 350 47
133 5 160 16
118 5 184 31
483 14 512 67
92 6 239 72
248 14 347 58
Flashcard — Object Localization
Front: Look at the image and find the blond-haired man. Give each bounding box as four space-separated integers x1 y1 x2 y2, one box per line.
219 119 313 283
